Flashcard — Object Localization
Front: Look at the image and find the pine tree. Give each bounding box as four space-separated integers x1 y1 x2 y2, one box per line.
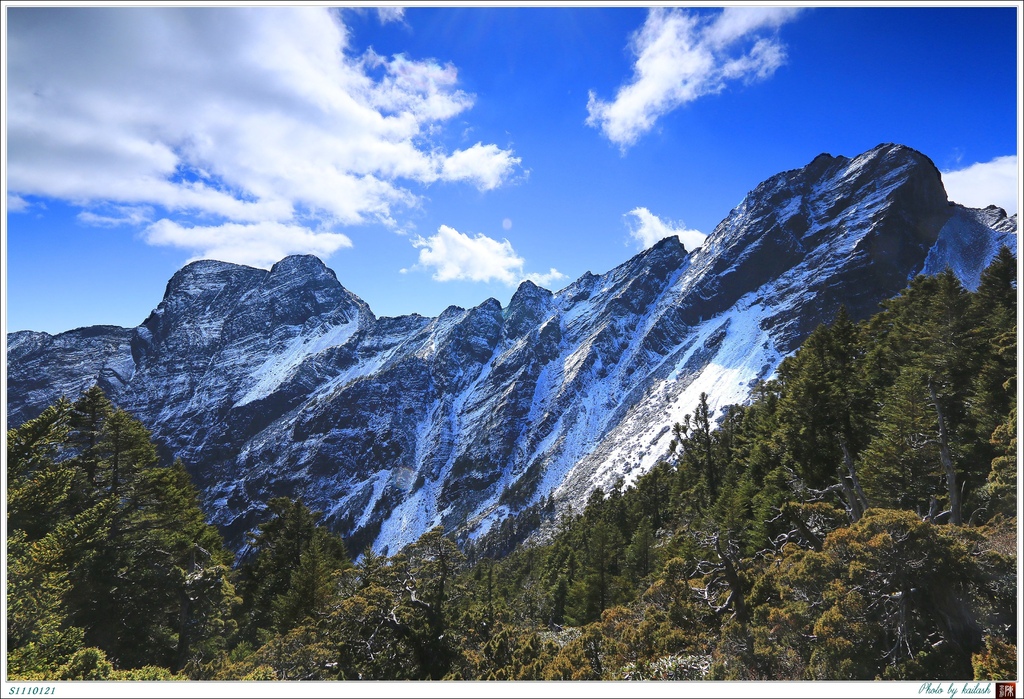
913 270 977 525
980 406 1017 519
670 392 724 507
271 530 345 633
66 385 114 495
404 526 467 679
776 309 870 520
625 517 654 581
968 247 1017 478
8 387 237 674
6 530 86 679
566 516 622 625
7 398 75 541
860 367 943 514
132 459 239 671
235 497 349 643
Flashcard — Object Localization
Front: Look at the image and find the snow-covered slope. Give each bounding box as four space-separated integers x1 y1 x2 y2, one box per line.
7 143 1016 553
921 205 1017 290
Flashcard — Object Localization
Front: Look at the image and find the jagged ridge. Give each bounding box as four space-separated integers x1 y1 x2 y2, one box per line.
7 143 1017 553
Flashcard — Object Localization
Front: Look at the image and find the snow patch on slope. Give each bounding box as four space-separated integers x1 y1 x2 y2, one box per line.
234 314 359 406
567 292 783 498
921 206 1017 291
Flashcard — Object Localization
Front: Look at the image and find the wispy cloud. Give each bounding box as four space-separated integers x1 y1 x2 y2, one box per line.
587 7 801 150
942 155 1019 216
522 268 568 288
625 207 706 251
410 225 564 287
376 6 405 25
144 220 353 269
77 205 154 228
7 194 30 213
7 7 520 266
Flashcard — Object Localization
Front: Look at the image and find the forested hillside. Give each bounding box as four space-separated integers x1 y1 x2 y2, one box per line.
6 249 1017 681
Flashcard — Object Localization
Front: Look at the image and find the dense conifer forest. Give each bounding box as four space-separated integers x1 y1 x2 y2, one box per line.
6 249 1017 681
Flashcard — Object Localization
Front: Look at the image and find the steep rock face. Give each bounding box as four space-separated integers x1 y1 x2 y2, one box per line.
7 144 1015 553
7 326 135 427
669 144 953 349
553 144 960 502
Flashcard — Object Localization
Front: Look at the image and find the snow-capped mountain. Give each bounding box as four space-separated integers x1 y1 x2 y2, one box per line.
7 143 1016 553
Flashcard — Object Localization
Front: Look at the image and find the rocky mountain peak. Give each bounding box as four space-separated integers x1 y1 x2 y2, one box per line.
964 204 1017 233
649 233 688 255
803 150 846 181
160 259 263 304
269 253 335 277
266 253 342 290
680 141 952 334
510 278 545 297
476 297 503 314
505 281 555 339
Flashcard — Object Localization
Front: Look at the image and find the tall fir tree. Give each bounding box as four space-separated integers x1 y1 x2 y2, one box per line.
860 366 944 514
234 497 350 643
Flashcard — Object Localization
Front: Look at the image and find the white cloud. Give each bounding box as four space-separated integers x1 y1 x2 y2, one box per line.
377 7 405 24
703 6 802 48
942 155 1019 216
625 207 706 251
522 268 567 288
587 7 801 150
77 205 153 227
365 50 474 122
7 194 30 212
412 225 524 284
7 7 520 262
144 219 353 268
440 143 522 191
410 224 562 287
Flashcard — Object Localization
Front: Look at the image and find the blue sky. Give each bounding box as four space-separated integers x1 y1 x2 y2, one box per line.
4 4 1020 335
